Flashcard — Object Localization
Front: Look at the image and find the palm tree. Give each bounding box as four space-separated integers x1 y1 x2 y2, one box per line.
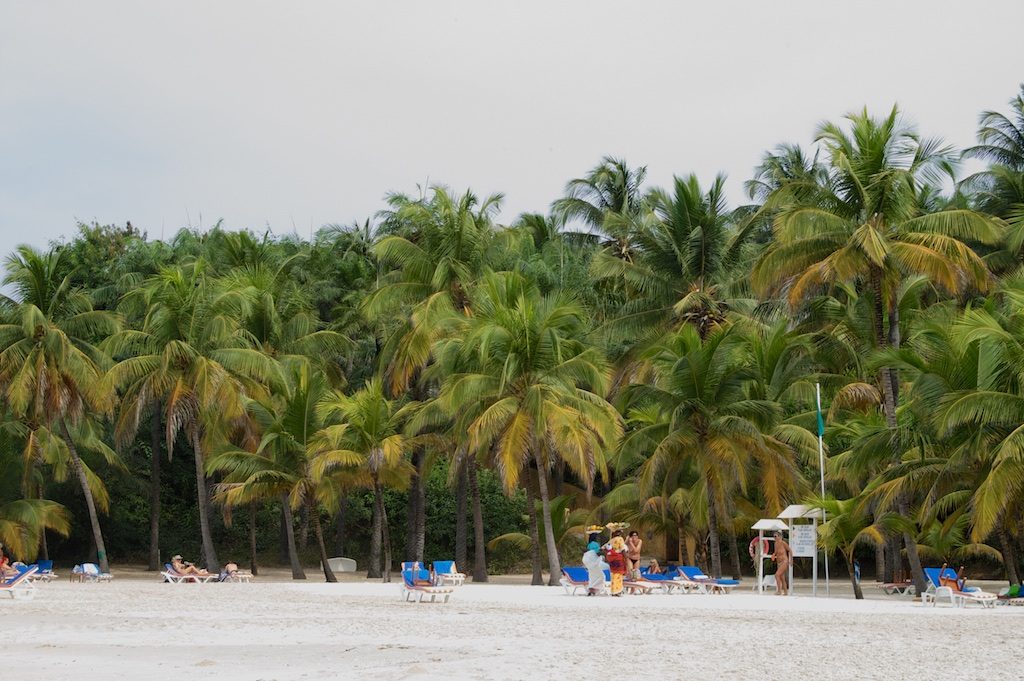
553 156 647 241
623 324 804 577
0 246 119 572
429 272 621 585
104 264 281 572
208 365 360 582
816 496 883 599
316 378 416 582
752 107 1003 593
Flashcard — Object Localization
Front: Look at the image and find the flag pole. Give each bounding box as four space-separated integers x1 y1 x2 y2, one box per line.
816 382 830 596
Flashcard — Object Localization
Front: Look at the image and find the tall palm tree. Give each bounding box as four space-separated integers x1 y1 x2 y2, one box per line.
0 246 119 572
316 378 416 582
553 157 647 243
209 365 360 582
623 324 804 577
752 107 1003 593
104 263 281 571
429 272 621 584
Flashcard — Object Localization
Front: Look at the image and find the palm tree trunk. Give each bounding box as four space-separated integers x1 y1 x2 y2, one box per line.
532 451 561 586
60 419 110 574
279 505 290 563
705 478 723 578
368 481 383 579
728 530 743 579
281 494 306 579
897 494 926 595
679 527 690 565
468 457 488 582
189 429 219 572
455 460 468 570
875 541 885 582
885 536 899 582
309 500 337 583
870 267 926 595
334 494 348 557
524 470 544 585
148 409 162 571
381 492 392 584
248 503 258 576
999 527 1020 584
406 451 420 560
298 503 309 552
848 553 864 600
39 530 48 561
414 455 426 562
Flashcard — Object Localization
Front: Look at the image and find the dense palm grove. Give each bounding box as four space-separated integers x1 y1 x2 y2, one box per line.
3 89 1024 598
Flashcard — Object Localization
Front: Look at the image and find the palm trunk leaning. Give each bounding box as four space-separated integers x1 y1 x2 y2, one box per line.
309 499 337 582
532 450 561 586
60 419 110 574
189 429 219 572
455 460 468 570
281 493 306 579
524 471 544 585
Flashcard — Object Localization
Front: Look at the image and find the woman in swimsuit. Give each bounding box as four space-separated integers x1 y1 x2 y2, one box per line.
772 532 791 595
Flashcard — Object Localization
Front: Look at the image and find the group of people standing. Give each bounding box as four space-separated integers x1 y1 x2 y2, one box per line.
582 530 644 596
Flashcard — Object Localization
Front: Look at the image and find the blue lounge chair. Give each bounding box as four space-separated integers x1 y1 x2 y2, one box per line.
27 559 57 583
400 568 454 603
560 566 600 595
921 566 996 608
678 565 739 593
638 567 700 593
602 569 654 594
1 565 38 600
71 563 112 583
432 560 466 586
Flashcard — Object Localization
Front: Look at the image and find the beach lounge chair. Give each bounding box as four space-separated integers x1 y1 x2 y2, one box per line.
638 567 701 594
71 563 112 583
161 563 218 584
400 568 454 603
997 585 1024 606
921 566 996 608
432 560 466 586
602 569 655 595
876 580 915 595
27 560 57 583
678 566 739 594
0 565 38 600
559 567 598 595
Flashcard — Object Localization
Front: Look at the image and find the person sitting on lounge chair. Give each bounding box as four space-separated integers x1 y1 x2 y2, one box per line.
219 561 240 582
0 544 17 579
171 555 212 577
646 559 663 575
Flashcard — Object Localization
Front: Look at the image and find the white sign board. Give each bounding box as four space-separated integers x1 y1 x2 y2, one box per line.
790 524 817 558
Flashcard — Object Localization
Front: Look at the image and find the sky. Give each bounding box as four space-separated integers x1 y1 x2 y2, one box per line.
1 0 1023 256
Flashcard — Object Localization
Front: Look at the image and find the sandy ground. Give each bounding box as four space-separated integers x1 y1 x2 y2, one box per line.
5 567 1022 681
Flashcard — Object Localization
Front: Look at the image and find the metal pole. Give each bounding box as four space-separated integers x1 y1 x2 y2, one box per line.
817 383 830 597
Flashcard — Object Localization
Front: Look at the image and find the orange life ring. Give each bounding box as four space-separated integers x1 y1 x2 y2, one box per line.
749 537 770 560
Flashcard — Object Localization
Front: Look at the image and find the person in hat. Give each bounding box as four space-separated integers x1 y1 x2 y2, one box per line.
604 532 628 596
171 554 212 577
582 541 607 596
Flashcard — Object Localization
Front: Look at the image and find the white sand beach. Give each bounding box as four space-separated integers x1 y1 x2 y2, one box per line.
5 569 1022 681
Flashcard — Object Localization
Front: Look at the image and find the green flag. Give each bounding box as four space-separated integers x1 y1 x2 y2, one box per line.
816 393 825 437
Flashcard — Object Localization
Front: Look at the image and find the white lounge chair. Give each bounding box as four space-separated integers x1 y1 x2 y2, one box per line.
401 568 454 603
162 563 218 584
921 567 996 608
71 563 112 583
432 561 466 586
677 566 740 594
0 566 38 600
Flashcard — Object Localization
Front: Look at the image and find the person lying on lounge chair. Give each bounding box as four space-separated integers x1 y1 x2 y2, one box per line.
646 559 663 575
219 562 240 582
171 555 212 577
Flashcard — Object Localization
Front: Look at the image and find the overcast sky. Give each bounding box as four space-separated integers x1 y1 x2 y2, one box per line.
2 0 1022 256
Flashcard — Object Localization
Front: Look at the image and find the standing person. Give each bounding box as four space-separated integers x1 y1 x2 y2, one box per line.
626 531 643 580
605 533 628 597
582 542 607 596
772 532 792 595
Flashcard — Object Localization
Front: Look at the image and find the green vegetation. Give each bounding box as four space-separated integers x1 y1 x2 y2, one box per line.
3 88 1024 596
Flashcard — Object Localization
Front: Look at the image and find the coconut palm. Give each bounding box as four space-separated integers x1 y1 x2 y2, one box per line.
208 365 362 582
104 264 282 572
815 496 883 600
429 272 621 584
752 107 1003 593
0 246 120 572
622 324 805 577
553 156 647 241
315 378 416 582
